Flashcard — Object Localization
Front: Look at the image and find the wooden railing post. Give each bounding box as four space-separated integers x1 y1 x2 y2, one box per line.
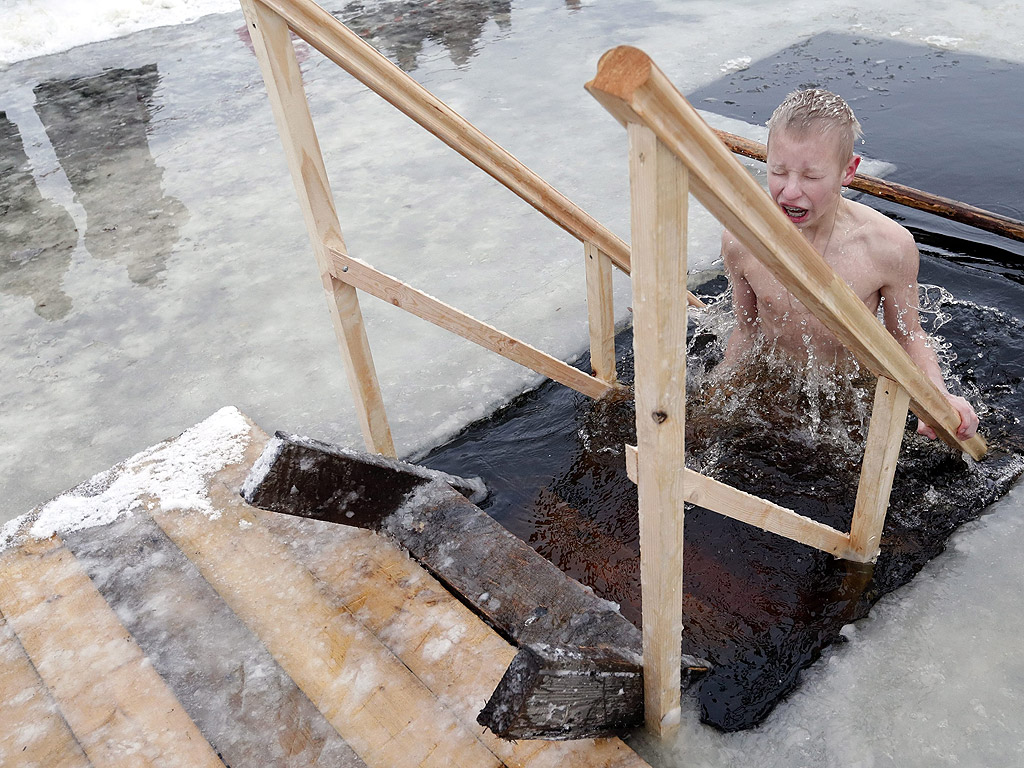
240 0 395 457
849 377 911 560
628 123 689 739
583 242 617 385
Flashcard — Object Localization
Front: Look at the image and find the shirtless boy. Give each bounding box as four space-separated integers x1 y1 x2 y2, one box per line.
721 88 979 440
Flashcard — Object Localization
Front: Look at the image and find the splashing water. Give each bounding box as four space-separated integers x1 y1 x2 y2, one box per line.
425 276 1024 730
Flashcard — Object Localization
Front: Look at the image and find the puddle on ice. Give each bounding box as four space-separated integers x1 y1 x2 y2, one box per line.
3 1 1024 764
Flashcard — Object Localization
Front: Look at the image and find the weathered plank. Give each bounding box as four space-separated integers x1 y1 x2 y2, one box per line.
63 513 366 768
479 644 644 740
257 510 651 764
0 537 223 768
0 609 91 768
242 431 487 525
243 435 635 649
152 493 504 767
243 433 708 741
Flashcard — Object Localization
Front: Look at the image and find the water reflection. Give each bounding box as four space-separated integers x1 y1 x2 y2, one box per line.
0 112 78 320
33 64 186 289
338 0 511 71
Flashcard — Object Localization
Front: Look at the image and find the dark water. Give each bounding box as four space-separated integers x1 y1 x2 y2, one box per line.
423 33 1024 731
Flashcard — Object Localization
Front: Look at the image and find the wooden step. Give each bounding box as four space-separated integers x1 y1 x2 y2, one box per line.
0 409 649 768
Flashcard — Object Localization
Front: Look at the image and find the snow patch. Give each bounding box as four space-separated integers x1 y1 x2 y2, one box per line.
720 56 752 73
4 407 252 548
240 435 284 500
923 35 963 49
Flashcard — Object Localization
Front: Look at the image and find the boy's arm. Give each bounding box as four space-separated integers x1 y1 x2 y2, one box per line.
722 231 758 366
880 231 979 440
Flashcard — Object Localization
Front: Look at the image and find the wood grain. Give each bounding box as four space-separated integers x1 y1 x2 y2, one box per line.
328 247 613 399
0 538 222 768
241 0 395 457
628 124 689 739
849 377 912 561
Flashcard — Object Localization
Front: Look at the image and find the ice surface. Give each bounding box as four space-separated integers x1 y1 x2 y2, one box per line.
3 2 899 525
0 0 239 66
3 1 1024 764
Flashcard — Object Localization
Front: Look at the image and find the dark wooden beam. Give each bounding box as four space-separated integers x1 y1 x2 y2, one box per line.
241 433 711 739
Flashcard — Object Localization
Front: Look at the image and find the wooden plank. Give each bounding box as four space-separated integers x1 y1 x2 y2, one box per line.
849 377 912 561
240 0 395 457
585 46 986 460
626 445 860 561
0 610 91 768
584 242 618 385
150 502 504 767
683 469 858 561
0 537 223 768
62 514 367 768
713 129 1024 244
256 512 651 765
242 435 640 652
328 247 614 400
628 124 689 739
479 644 643 740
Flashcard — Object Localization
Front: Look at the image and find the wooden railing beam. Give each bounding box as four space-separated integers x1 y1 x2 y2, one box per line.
241 0 395 457
583 242 618 385
624 446 864 562
254 0 706 308
628 125 689 739
327 248 614 400
849 377 912 561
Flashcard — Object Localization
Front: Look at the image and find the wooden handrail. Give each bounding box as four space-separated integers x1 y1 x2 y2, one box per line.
255 0 704 307
586 46 987 460
624 445 859 560
327 247 614 399
714 129 1024 244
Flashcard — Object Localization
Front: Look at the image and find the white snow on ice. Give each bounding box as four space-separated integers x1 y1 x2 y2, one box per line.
0 0 239 66
1 407 250 552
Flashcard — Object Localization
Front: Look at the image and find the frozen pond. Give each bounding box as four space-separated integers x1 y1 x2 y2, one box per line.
3 0 1024 765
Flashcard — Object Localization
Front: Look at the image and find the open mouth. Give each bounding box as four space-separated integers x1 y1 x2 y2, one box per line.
781 205 808 221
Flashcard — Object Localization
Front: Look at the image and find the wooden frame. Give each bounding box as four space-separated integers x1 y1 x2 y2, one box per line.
242 0 708 455
588 46 988 737
627 123 689 737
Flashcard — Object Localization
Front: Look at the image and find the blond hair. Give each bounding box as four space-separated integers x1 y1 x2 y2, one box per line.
767 88 863 162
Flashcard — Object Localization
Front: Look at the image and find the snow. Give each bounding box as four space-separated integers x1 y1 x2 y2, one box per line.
2 407 250 552
0 0 238 67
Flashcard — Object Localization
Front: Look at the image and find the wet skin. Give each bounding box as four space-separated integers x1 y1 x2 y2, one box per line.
721 124 979 440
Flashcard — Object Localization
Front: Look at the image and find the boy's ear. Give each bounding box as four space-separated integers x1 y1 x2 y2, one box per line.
841 154 861 186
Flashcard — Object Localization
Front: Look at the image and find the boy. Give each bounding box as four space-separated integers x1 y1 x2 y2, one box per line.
721 88 978 440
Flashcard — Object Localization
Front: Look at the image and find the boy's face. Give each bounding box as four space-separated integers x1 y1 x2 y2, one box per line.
766 124 860 232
